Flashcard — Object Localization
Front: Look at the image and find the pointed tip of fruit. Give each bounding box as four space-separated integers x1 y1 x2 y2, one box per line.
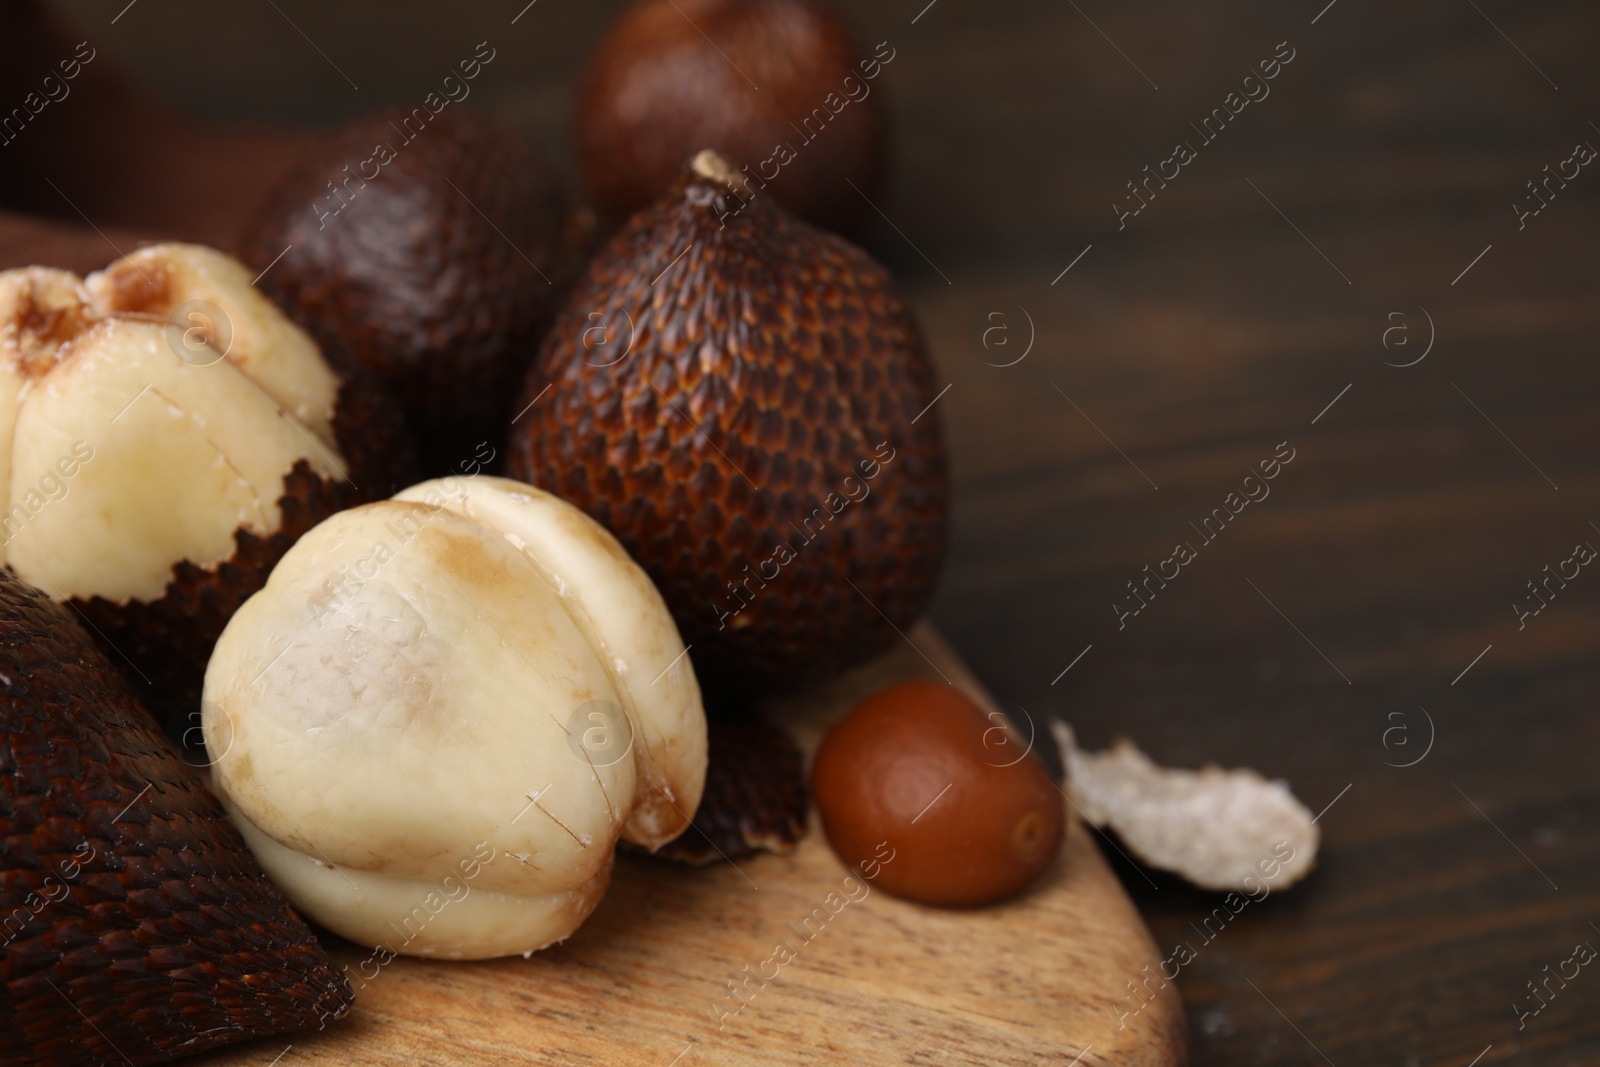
689 149 751 199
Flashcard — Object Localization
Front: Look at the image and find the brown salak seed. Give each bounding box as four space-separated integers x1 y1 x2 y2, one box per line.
578 0 888 233
812 682 1066 907
508 151 948 697
0 569 352 1065
241 108 592 475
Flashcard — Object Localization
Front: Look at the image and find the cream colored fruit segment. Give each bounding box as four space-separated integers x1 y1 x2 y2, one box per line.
0 359 24 570
207 503 635 896
6 318 344 602
85 244 340 448
397 476 707 849
203 486 710 958
0 268 92 569
229 804 613 961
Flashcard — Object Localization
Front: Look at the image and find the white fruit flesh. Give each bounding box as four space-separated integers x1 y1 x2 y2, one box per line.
228 807 614 959
395 476 705 849
85 243 340 445
203 479 707 959
0 249 346 602
0 268 94 569
8 318 343 602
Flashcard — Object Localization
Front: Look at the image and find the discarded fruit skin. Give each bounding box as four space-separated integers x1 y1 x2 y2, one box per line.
578 0 887 232
1052 721 1320 893
508 152 947 695
644 712 809 864
203 476 708 959
242 108 592 474
0 245 410 728
812 681 1065 907
0 568 352 1065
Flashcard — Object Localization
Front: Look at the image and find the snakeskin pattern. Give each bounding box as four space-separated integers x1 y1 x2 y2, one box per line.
509 163 948 694
0 570 351 1066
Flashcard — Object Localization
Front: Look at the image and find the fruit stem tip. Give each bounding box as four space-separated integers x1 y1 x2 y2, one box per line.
690 149 752 199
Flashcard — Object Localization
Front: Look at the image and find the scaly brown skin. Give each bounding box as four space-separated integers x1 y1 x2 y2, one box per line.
578 0 888 234
642 713 809 864
242 109 592 476
508 156 948 697
0 569 353 1066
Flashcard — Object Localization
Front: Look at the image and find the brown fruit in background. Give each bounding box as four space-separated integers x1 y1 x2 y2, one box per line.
812 682 1065 907
507 152 947 694
578 0 888 233
242 108 592 474
0 569 352 1065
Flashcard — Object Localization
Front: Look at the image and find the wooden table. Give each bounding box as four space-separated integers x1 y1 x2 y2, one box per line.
197 627 1186 1067
34 1 1600 1063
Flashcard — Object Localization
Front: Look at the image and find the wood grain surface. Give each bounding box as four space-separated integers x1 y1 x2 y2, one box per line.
192 625 1185 1067
14 0 1600 1063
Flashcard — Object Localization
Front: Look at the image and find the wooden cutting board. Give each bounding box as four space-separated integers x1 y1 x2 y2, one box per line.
198 624 1187 1067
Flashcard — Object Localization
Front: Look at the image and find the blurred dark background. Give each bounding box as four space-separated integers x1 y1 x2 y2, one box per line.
31 0 1600 1063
